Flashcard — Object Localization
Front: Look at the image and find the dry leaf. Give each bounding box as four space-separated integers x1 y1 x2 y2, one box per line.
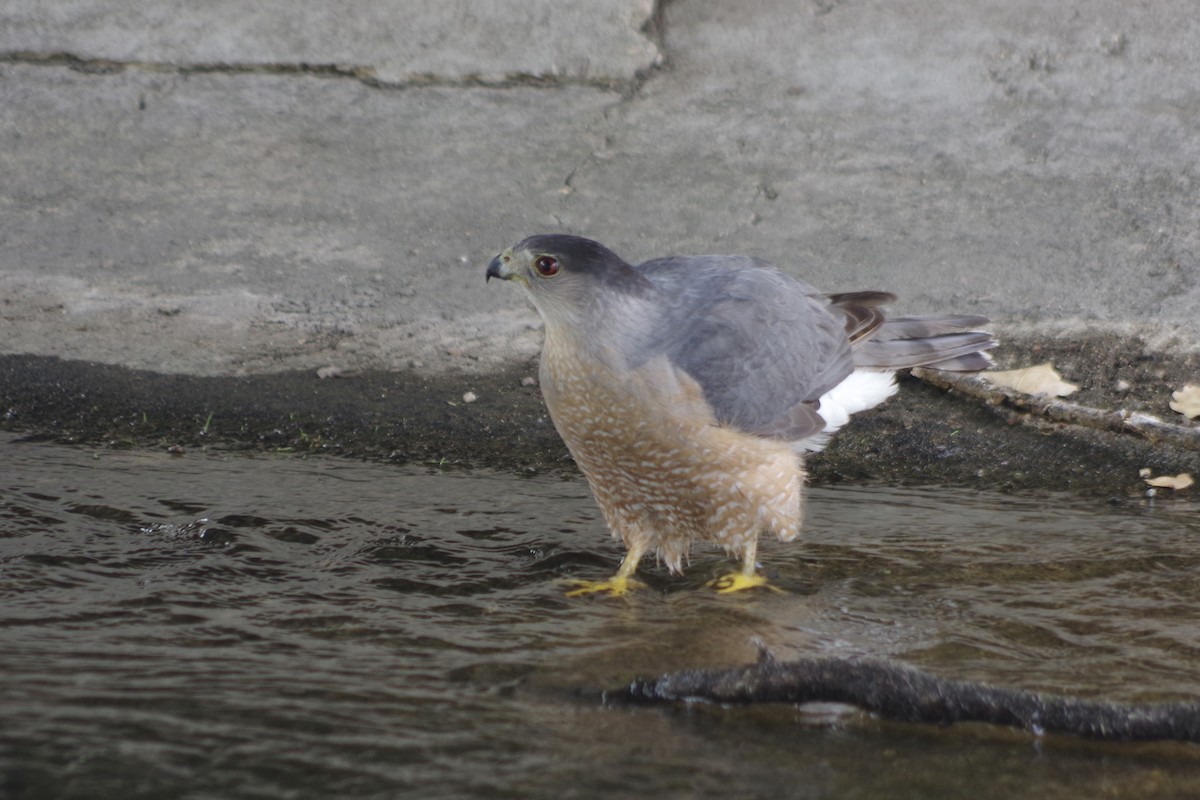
1169 383 1200 419
1145 473 1194 491
982 362 1079 397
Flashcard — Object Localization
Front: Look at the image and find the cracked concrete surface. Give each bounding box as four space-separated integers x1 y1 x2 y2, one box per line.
1 63 622 374
1 0 1198 477
0 0 662 84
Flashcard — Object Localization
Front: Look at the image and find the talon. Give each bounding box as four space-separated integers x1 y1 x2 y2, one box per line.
562 575 645 598
707 572 782 594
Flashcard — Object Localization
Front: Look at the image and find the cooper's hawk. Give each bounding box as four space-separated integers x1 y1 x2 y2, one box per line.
487 234 994 595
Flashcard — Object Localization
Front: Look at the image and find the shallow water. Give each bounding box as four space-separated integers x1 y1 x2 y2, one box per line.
3 431 1200 799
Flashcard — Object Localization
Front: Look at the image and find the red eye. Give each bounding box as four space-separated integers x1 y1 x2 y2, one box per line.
533 255 560 277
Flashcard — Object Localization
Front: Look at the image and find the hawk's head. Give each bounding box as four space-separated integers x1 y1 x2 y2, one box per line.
486 234 655 325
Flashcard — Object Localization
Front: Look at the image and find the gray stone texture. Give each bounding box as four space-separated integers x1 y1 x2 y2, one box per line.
0 0 661 83
1 0 1198 377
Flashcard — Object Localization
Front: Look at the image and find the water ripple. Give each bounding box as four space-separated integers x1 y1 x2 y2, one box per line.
4 434 1200 798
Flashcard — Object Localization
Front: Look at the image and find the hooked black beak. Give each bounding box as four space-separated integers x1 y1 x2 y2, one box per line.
485 255 505 282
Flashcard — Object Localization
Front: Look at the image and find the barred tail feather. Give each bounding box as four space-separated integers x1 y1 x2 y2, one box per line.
853 315 997 372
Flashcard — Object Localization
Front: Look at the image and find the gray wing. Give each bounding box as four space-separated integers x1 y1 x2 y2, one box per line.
632 256 855 441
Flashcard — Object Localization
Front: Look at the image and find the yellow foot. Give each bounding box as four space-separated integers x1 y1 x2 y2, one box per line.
562 575 645 598
707 572 782 594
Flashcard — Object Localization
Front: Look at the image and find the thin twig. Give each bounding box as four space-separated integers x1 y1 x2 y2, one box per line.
912 368 1200 452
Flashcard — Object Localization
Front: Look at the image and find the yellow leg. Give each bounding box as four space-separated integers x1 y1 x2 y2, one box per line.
708 537 779 594
564 544 647 598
